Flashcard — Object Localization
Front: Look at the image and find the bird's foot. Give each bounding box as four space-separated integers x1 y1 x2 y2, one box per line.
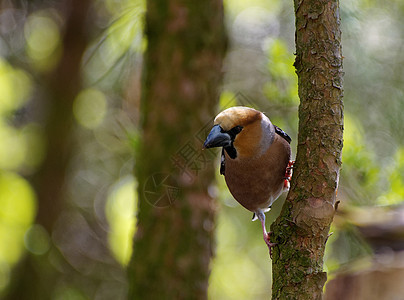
264 232 277 259
283 160 295 190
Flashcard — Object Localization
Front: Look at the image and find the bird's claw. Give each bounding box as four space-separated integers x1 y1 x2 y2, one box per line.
264 232 277 259
283 160 295 190
267 242 278 259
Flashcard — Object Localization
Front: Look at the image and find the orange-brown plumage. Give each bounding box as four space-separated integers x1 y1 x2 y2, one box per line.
223 133 290 212
204 106 292 255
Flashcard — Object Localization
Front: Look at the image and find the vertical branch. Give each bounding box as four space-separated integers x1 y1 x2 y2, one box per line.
35 0 91 233
271 0 343 299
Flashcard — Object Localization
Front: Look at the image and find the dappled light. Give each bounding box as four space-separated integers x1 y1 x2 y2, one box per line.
105 175 137 266
73 88 108 129
0 0 403 298
0 172 36 290
24 10 61 71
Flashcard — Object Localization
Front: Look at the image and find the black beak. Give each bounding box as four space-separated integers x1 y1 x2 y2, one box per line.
203 125 232 149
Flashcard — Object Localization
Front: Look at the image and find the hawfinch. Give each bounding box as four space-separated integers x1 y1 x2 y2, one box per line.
203 106 293 254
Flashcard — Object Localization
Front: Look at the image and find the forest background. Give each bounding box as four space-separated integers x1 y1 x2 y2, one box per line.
1 0 403 299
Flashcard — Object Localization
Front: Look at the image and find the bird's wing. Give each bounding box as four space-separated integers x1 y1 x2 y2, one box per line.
220 148 225 175
274 125 292 144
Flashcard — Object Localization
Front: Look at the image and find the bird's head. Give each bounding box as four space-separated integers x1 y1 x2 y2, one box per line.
203 106 273 158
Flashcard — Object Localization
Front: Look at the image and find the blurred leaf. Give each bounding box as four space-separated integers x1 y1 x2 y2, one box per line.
264 39 299 106
105 175 137 266
24 10 62 72
378 147 404 205
0 121 26 170
224 0 281 19
219 91 237 110
24 224 50 255
0 171 36 290
53 285 88 300
83 1 145 88
340 114 381 205
0 59 32 116
73 88 108 129
208 209 269 300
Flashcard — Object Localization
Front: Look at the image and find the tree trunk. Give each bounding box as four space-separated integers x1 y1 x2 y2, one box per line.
270 0 344 299
4 1 91 299
128 1 226 299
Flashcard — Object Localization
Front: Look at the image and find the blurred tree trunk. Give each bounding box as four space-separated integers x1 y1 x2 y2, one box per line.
270 0 344 299
5 0 91 299
34 0 91 233
128 1 226 299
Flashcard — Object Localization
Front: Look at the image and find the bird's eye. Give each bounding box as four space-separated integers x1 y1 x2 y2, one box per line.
227 125 243 140
232 126 243 134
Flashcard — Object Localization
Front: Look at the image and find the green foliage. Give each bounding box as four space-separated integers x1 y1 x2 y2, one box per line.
24 224 51 255
1 0 144 297
0 59 44 172
105 175 137 266
340 114 381 205
325 222 372 274
73 88 108 129
224 0 281 18
52 285 88 300
24 10 62 72
264 39 299 106
378 147 404 205
208 184 272 300
83 0 145 89
219 91 238 110
0 171 36 292
0 59 39 295
0 53 44 293
0 60 32 115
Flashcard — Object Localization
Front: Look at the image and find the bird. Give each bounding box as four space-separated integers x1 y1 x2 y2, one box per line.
203 106 293 256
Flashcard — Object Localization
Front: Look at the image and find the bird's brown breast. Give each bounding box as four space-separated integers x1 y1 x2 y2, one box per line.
224 134 291 212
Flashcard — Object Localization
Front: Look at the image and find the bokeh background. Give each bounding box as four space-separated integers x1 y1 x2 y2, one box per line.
1 0 404 299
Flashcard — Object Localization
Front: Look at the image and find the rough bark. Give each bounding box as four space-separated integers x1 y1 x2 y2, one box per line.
270 0 344 299
4 1 91 299
128 1 226 299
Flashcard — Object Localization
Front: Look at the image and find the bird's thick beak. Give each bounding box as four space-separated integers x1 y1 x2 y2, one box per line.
203 125 232 149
